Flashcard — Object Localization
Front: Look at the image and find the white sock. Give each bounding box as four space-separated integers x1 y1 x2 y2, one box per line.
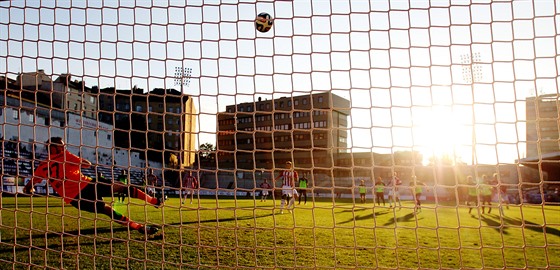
287 197 294 209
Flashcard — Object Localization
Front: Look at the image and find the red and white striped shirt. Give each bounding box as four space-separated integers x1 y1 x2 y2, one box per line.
182 175 197 189
280 170 298 187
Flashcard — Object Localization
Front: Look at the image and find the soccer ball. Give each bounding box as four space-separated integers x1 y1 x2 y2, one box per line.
255 12 273 33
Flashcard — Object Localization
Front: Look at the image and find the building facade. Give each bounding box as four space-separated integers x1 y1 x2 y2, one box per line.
16 70 98 120
4 70 196 171
101 87 197 169
217 91 350 172
526 94 560 157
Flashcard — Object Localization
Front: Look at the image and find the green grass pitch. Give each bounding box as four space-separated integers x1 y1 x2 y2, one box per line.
1 195 559 269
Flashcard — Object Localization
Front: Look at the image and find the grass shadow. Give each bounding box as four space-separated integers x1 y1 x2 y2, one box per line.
0 227 130 254
499 215 560 237
383 212 421 226
338 210 390 225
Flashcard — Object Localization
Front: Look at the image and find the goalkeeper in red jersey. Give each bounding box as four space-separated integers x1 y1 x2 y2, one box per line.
23 137 164 236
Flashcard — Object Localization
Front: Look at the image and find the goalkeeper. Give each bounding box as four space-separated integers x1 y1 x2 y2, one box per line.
24 137 164 236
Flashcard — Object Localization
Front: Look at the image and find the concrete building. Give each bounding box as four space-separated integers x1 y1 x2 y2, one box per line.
16 69 53 91
53 74 98 119
0 94 163 192
217 91 350 172
526 94 560 157
523 94 560 181
15 70 98 119
100 87 197 169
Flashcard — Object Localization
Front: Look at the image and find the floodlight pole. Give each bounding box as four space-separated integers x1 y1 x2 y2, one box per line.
461 53 482 166
175 66 193 169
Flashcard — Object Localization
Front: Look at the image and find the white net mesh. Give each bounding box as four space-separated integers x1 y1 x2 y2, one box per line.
1 1 559 269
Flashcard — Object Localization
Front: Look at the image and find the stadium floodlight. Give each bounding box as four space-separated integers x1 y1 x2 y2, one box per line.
461 52 482 84
174 67 192 89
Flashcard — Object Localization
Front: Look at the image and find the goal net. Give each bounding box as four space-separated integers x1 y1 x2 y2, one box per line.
1 1 559 269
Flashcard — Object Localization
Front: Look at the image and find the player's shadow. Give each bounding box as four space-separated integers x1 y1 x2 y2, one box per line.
167 212 276 226
1 227 129 254
338 210 390 225
478 214 509 234
498 215 560 237
383 212 420 226
1 203 64 209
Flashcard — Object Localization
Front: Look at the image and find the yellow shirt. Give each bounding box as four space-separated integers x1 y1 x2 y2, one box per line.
359 185 367 194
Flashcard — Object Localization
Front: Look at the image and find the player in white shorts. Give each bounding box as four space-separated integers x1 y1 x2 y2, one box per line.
274 161 299 214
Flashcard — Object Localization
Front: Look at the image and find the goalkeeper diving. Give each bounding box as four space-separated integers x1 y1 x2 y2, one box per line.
24 137 165 236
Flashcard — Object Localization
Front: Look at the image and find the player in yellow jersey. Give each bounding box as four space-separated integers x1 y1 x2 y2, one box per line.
359 179 367 204
374 177 386 206
410 176 427 213
465 176 479 215
479 175 494 214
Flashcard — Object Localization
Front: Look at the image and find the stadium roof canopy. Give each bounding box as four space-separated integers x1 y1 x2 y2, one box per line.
518 152 560 180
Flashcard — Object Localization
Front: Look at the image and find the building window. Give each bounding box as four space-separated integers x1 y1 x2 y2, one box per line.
294 100 299 106
314 121 326 128
247 105 252 112
28 114 34 122
266 103 271 110
318 96 323 103
136 105 143 111
12 110 18 119
288 100 292 107
302 98 307 105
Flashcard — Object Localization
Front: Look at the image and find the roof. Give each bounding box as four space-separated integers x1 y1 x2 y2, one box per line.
518 152 560 180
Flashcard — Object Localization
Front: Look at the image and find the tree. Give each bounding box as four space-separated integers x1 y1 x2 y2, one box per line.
199 143 216 159
197 143 216 168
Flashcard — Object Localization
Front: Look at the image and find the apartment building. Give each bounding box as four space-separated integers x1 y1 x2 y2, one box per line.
217 91 350 171
526 93 560 157
16 70 97 119
101 87 197 168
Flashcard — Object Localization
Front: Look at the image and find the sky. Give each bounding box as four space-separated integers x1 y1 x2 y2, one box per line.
1 0 559 165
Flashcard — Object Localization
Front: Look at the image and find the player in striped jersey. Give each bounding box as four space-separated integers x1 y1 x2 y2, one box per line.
274 161 299 214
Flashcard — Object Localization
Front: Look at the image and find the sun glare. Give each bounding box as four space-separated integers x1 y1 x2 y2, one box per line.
413 106 473 164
